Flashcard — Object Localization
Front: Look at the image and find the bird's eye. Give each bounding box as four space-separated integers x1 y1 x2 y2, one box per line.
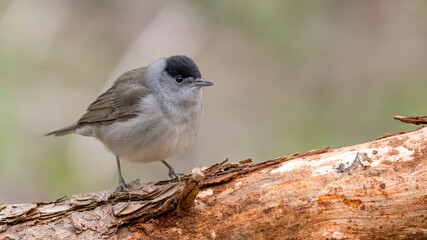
174 75 184 84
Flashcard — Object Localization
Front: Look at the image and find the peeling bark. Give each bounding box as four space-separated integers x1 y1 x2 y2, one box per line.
395 115 427 125
1 122 426 239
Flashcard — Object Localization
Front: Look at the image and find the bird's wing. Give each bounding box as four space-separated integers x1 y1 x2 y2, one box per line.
77 67 150 125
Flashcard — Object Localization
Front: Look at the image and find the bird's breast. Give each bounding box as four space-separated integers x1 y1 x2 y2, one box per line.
95 95 203 162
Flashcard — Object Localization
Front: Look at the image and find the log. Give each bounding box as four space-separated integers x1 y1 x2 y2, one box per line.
1 123 426 239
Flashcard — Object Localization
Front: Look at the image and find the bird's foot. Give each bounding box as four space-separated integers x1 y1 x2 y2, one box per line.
161 160 182 184
168 168 182 184
116 177 130 192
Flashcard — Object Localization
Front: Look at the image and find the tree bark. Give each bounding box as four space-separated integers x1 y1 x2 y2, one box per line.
1 120 426 240
394 115 427 125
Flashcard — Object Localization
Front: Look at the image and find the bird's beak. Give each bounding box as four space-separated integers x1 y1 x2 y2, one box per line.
193 78 214 87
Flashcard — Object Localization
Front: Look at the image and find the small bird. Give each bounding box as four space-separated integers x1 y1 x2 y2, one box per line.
46 55 213 191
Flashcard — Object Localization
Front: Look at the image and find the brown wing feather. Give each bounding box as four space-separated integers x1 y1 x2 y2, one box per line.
46 67 149 136
77 67 149 125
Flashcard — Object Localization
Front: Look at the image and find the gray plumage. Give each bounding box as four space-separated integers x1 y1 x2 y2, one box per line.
46 67 148 135
46 56 213 190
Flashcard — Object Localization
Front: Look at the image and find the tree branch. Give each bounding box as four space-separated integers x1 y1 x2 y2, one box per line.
394 115 427 125
1 118 426 239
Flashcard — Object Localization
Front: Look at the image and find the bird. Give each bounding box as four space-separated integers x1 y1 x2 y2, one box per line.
46 55 213 191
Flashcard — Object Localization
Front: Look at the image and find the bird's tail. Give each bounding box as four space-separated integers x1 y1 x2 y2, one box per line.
45 123 78 136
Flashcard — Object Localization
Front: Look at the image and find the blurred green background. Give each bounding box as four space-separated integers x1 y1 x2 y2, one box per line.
0 0 425 203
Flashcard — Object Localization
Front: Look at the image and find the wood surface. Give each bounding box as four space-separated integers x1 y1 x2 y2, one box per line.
1 119 426 239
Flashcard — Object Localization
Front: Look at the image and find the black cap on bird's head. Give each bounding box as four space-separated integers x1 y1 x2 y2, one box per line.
165 55 213 87
165 55 202 79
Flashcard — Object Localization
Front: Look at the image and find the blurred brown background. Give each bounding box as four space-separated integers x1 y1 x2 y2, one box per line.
0 0 426 203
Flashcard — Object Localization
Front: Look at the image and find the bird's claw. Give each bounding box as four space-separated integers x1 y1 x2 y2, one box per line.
168 168 182 183
117 184 129 192
116 177 130 192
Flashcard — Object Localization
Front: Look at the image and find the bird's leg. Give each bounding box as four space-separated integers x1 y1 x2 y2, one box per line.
116 156 129 191
161 160 181 183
